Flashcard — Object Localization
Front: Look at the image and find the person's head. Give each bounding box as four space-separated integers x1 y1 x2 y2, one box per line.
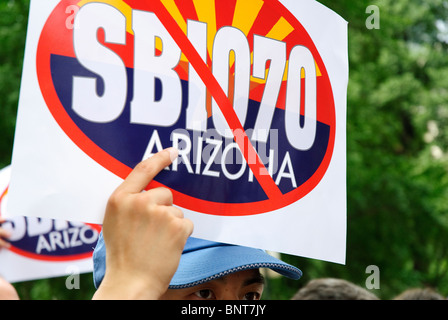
291 278 379 300
93 235 302 300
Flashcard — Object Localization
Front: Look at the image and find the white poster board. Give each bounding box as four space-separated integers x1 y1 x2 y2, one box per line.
8 0 347 263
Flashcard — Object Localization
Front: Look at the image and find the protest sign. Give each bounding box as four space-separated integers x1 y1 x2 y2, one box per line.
0 166 101 283
8 0 348 263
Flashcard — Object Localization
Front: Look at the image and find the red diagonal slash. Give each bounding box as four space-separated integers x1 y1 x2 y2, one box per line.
151 1 283 199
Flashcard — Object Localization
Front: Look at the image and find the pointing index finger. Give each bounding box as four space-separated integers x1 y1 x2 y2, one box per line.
117 148 178 194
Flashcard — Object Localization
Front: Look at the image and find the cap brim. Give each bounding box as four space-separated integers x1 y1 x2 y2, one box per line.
169 244 302 289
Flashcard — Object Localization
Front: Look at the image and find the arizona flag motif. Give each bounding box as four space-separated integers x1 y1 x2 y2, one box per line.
8 0 348 263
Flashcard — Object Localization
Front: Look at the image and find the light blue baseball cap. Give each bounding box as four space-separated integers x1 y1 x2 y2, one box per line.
93 232 302 289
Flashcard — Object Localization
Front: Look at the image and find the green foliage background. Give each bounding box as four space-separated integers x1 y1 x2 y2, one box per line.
1 0 447 299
